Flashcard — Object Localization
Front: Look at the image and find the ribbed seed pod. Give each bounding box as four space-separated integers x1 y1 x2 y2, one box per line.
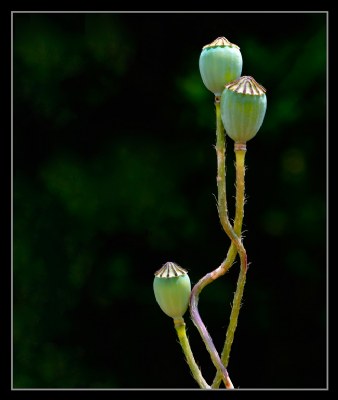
153 262 191 319
220 76 267 143
199 37 243 96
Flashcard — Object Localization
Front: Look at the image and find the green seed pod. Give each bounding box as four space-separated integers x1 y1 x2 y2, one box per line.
199 37 243 96
220 76 267 143
153 262 191 319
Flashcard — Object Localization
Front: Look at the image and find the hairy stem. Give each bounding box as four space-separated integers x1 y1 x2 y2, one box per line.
215 103 246 272
189 281 234 389
212 143 248 388
189 97 239 390
173 317 211 389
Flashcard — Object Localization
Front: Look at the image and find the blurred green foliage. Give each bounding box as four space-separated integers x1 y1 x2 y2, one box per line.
13 12 327 389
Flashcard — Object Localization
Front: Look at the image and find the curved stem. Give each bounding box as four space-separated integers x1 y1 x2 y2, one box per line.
215 103 247 275
173 317 211 389
208 97 241 279
188 97 238 390
212 143 248 388
189 279 234 389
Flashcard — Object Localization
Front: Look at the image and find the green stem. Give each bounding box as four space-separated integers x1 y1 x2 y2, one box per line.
190 279 234 389
215 102 246 269
215 96 228 227
211 97 245 280
191 98 239 283
212 143 248 389
173 317 211 389
233 145 246 235
188 97 239 390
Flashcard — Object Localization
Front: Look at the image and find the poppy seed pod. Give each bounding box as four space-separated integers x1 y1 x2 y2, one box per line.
153 262 191 319
220 76 267 143
199 37 243 96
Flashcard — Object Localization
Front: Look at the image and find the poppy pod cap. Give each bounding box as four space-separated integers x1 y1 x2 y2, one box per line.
220 76 267 143
199 37 243 96
153 262 191 319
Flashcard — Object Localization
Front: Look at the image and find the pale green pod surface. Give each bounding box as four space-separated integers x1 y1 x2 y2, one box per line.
220 76 267 143
199 37 242 96
153 262 191 319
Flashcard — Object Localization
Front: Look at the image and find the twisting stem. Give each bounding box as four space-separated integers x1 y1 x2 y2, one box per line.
189 281 234 389
212 143 248 389
189 97 239 315
189 97 238 390
222 144 247 365
214 103 246 272
210 97 245 280
173 317 211 389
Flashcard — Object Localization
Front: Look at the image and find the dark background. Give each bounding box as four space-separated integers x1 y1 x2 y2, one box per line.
13 11 327 389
